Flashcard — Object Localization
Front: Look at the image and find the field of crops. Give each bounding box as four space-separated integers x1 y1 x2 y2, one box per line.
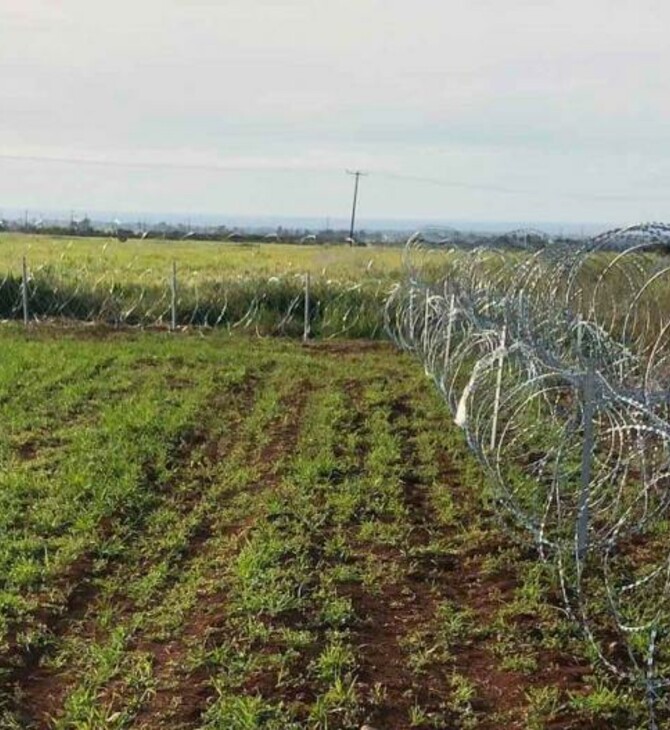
2 231 669 728
0 235 405 337
0 322 651 730
0 234 405 281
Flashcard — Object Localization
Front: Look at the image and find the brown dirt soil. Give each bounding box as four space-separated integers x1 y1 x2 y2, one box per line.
129 378 315 729
5 359 623 730
16 321 392 353
9 371 265 727
303 339 393 357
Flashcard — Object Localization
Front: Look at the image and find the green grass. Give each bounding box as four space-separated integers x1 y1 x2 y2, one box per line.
0 233 405 335
0 233 405 282
0 325 654 729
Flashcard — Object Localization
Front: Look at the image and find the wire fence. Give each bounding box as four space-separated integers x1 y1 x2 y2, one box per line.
385 222 670 727
4 226 670 722
0 258 391 339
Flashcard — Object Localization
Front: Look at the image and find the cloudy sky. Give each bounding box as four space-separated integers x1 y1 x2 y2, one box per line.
1 0 668 225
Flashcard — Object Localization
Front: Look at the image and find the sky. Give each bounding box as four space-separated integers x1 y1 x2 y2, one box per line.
1 0 669 226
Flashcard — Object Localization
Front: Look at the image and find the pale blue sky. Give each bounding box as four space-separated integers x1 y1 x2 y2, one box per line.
1 0 669 224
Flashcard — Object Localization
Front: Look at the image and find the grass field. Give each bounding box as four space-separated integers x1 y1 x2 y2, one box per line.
0 234 404 336
0 235 405 282
0 326 647 729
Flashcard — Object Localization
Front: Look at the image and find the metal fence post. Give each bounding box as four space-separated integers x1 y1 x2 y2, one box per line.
303 271 311 342
443 293 455 371
170 261 177 331
577 319 583 355
490 325 506 451
423 289 430 353
21 256 29 326
577 362 595 562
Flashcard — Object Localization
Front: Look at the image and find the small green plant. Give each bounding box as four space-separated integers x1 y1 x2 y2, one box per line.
310 676 360 729
500 652 538 674
448 672 478 728
525 685 560 729
203 694 286 730
568 680 632 721
311 636 356 683
409 699 431 727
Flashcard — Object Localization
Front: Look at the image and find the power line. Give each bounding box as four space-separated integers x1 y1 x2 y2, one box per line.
374 170 528 194
0 153 335 176
1 152 668 203
373 170 670 203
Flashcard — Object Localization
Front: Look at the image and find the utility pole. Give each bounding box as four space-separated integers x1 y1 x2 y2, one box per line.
346 170 367 246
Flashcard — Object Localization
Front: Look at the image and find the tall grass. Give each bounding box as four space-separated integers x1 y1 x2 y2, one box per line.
0 270 390 338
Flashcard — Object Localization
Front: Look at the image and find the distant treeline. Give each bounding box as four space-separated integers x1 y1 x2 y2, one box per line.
4 219 665 252
0 219 387 245
0 222 575 248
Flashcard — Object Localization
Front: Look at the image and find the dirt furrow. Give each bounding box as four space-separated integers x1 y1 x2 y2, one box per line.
11 372 264 727
131 378 315 728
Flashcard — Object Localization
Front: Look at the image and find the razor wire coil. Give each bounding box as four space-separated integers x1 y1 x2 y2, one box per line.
386 224 670 727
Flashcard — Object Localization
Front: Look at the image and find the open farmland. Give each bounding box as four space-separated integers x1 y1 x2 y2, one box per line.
0 235 406 337
3 0 668 725
0 325 648 729
0 234 405 281
2 232 669 728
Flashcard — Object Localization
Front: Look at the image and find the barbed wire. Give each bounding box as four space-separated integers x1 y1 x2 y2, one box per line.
0 259 391 340
3 229 670 722
385 223 670 727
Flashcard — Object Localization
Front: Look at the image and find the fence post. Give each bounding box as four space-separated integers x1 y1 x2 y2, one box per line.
21 256 29 326
577 362 595 562
444 293 455 370
577 319 583 355
423 289 430 353
490 325 506 451
170 261 177 331
303 271 311 342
